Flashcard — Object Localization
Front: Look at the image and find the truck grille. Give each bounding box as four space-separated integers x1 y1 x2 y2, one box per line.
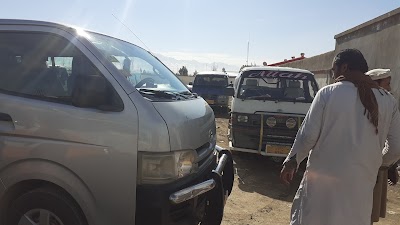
232 113 305 149
201 94 217 100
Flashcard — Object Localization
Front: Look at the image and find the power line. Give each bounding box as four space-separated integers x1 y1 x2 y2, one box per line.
111 13 152 52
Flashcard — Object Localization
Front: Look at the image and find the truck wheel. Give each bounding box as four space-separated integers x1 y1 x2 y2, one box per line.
4 187 87 225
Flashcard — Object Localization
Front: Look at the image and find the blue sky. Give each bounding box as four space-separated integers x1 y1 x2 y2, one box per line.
1 1 399 68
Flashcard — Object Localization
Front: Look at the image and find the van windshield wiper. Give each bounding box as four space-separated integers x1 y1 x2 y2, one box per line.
179 91 198 98
138 89 189 100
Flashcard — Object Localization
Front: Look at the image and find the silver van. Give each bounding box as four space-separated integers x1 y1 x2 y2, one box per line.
0 19 233 225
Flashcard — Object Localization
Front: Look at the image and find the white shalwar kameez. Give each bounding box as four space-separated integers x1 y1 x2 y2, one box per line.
285 81 400 225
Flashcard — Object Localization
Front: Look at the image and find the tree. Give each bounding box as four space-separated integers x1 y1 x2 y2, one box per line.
222 67 226 73
193 70 198 76
178 66 188 76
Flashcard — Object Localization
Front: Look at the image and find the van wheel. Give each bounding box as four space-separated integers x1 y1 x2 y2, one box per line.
4 187 87 225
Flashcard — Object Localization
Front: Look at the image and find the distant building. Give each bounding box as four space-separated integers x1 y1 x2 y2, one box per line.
267 53 306 66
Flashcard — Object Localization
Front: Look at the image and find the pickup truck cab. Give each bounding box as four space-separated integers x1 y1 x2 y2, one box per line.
191 72 233 112
229 67 319 160
0 19 233 225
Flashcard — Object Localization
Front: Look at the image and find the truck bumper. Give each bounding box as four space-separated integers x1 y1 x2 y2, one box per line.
229 141 288 157
135 146 234 225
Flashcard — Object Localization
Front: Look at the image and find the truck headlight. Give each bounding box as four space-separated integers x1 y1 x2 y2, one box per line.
138 150 198 184
286 118 297 129
266 117 277 127
237 115 248 123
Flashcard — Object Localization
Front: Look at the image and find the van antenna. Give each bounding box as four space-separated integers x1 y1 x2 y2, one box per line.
111 13 152 52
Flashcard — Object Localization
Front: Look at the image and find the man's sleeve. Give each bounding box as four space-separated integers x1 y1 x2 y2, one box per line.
283 88 326 166
383 102 400 167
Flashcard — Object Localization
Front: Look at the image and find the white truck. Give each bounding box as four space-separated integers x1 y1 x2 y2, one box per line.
229 67 319 160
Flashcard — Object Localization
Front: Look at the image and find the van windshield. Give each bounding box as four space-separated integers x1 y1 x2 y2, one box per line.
238 70 318 103
194 75 228 87
87 32 189 95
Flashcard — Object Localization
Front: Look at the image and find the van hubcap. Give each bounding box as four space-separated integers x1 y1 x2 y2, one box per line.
18 209 64 225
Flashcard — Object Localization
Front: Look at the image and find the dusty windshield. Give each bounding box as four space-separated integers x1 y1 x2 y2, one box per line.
87 32 189 95
238 70 318 103
194 75 228 87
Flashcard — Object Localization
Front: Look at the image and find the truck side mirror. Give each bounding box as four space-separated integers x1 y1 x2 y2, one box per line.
225 86 234 96
72 75 110 109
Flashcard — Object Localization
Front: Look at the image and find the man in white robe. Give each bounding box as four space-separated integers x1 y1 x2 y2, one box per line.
280 49 400 225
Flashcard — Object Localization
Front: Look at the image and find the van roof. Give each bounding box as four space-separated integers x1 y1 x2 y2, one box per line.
0 19 148 52
241 66 314 75
0 19 77 31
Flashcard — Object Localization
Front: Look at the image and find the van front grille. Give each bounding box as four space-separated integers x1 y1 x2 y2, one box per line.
195 142 215 169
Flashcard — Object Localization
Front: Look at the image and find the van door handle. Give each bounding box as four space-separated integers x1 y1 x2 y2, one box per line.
0 113 12 122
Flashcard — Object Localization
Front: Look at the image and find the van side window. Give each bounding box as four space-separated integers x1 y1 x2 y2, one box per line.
0 32 123 110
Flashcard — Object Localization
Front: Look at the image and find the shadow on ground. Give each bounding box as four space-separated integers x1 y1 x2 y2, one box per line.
233 152 304 202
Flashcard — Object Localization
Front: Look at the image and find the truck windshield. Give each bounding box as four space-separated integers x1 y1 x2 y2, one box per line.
238 70 318 103
87 32 189 94
194 75 228 87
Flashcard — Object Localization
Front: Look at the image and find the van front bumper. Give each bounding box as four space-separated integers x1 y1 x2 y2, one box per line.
135 146 234 225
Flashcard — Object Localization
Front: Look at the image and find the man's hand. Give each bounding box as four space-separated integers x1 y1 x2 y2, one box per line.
280 164 296 186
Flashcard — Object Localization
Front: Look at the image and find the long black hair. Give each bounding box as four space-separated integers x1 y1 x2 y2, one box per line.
333 49 368 73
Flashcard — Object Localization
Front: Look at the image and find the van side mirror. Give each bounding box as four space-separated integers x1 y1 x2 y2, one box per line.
72 75 110 110
189 82 193 85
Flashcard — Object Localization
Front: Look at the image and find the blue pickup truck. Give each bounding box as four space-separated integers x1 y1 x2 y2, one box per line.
190 71 234 112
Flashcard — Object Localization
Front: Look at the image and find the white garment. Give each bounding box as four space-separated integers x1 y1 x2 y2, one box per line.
284 81 400 225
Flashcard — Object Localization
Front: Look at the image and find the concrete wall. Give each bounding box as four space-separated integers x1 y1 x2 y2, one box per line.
177 76 195 85
276 51 335 88
334 7 400 100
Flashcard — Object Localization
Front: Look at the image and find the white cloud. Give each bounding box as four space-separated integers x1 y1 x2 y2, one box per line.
159 51 245 67
154 51 282 75
154 53 239 74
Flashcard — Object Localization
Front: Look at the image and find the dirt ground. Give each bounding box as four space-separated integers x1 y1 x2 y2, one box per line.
213 110 400 225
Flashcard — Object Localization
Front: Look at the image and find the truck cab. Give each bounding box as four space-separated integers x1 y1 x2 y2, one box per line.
229 67 319 160
191 72 233 112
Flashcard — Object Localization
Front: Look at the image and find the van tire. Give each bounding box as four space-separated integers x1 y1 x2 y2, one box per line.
4 186 87 225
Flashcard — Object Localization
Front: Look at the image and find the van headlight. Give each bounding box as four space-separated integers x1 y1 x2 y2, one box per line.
138 150 198 184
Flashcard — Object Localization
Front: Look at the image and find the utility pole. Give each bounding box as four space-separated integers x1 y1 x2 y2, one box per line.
246 40 249 66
